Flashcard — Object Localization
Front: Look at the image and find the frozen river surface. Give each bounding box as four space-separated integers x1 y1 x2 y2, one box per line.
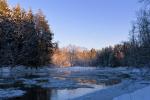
0 66 142 100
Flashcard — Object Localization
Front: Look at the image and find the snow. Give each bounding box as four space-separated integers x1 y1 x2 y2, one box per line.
0 66 150 100
53 66 97 73
113 85 150 100
0 88 25 99
0 67 11 78
22 79 38 86
72 80 148 100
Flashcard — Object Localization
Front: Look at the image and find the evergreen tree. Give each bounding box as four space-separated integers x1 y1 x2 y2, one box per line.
0 1 54 67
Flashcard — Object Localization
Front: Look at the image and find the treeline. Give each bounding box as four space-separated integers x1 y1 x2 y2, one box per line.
95 1 150 67
52 43 135 67
0 0 54 67
53 1 150 67
1 0 150 68
95 42 139 67
52 45 97 67
95 7 150 67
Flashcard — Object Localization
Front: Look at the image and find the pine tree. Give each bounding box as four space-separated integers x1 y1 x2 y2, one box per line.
35 10 54 66
0 0 10 17
0 1 54 67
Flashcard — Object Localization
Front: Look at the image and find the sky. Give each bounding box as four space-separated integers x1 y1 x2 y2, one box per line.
8 0 141 49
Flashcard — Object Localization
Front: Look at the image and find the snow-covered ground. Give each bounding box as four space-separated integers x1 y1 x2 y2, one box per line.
113 84 150 100
0 66 150 100
72 67 150 100
72 80 149 100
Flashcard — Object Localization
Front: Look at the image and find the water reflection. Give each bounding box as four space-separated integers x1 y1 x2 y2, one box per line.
8 84 105 100
51 84 105 100
74 78 97 84
9 87 51 100
0 67 123 100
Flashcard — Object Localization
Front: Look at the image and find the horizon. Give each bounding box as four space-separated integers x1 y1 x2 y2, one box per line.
8 0 141 49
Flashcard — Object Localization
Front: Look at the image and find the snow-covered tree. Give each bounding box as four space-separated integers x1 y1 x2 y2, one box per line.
0 0 54 67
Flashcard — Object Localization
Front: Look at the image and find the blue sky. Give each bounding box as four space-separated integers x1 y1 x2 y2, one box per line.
8 0 141 49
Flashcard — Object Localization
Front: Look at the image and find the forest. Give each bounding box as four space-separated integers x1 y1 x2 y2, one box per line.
0 0 150 68
0 0 54 67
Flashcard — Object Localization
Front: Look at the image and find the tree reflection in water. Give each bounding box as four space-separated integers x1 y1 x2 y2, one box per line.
8 87 51 100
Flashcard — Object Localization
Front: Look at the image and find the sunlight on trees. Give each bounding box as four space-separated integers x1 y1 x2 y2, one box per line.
0 0 54 67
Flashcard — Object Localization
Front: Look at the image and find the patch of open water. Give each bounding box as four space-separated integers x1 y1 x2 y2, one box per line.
0 67 124 100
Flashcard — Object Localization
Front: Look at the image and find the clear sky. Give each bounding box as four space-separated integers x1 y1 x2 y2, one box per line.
8 0 141 49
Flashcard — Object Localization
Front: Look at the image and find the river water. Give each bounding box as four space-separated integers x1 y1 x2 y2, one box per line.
0 67 123 100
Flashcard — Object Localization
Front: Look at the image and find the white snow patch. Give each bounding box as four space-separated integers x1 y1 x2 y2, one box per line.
0 67 11 78
72 80 148 100
0 88 26 99
113 85 150 100
54 66 97 72
23 79 37 85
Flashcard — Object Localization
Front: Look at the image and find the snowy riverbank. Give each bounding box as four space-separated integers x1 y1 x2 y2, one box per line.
0 66 150 100
73 80 149 100
72 67 150 100
113 84 150 100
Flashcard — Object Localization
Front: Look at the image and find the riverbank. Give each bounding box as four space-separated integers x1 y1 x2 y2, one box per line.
0 66 150 100
73 67 150 100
